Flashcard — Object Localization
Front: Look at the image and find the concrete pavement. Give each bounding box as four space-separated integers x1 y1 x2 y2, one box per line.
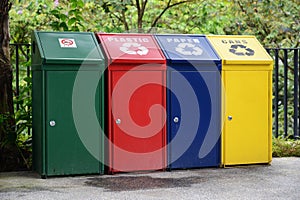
1 157 300 200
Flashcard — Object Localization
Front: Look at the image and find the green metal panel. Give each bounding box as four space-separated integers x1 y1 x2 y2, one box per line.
31 32 43 66
31 31 105 177
45 71 102 176
32 70 44 174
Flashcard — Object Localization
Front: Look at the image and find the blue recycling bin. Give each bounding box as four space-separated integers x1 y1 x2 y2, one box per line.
155 35 221 169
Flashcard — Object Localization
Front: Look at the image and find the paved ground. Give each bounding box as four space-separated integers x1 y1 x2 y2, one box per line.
0 157 300 200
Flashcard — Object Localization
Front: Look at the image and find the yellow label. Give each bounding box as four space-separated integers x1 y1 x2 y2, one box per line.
207 35 273 64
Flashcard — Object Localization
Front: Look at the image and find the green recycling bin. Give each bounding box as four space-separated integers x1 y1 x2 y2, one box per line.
32 31 105 177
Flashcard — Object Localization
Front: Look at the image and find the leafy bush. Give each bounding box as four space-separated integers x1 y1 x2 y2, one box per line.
273 137 300 157
14 75 32 169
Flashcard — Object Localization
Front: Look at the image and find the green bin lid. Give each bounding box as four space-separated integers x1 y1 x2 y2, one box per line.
33 31 104 65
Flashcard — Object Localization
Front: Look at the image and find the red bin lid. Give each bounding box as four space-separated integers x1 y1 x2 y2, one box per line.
97 33 165 64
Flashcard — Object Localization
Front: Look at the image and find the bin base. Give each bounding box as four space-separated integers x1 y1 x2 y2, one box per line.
221 162 272 168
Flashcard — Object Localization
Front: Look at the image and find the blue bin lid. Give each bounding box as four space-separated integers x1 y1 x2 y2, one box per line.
155 34 220 66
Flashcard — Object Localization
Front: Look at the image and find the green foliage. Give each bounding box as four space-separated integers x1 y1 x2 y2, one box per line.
14 76 32 134
50 0 86 31
273 137 300 157
9 0 116 42
0 112 16 149
9 0 54 43
161 0 231 34
97 0 231 34
226 0 300 47
97 0 133 31
14 61 32 169
10 0 300 44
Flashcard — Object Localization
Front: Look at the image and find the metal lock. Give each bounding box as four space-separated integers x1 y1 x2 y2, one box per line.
228 116 233 121
173 117 179 123
116 119 121 125
49 120 56 127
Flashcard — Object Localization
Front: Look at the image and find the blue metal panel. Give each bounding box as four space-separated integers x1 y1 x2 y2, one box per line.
156 35 221 169
155 35 221 68
167 67 221 169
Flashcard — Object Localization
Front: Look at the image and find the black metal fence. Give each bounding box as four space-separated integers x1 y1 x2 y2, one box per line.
10 44 300 138
10 43 31 136
10 43 31 111
266 48 299 139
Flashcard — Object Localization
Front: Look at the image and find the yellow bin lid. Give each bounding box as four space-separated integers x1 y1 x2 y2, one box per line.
207 35 273 66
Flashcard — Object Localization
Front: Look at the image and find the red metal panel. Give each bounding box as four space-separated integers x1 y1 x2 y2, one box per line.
98 33 167 173
109 69 166 173
97 33 166 64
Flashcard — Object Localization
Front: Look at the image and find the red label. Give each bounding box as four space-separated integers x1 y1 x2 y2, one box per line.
97 34 165 63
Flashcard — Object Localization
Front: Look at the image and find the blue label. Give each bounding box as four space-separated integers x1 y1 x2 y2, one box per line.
155 35 220 62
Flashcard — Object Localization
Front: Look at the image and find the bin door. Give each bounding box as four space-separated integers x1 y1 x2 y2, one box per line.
45 71 101 175
169 70 220 168
223 70 269 165
110 70 166 172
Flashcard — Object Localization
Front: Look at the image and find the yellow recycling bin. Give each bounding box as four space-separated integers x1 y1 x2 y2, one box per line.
207 35 273 166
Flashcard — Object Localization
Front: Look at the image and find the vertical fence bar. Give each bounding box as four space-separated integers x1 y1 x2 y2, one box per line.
274 49 279 138
10 43 33 134
267 48 279 138
293 49 299 138
283 49 288 137
26 44 31 135
15 44 20 111
26 45 30 77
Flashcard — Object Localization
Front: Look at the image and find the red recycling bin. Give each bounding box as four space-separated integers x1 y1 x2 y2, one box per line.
97 33 167 173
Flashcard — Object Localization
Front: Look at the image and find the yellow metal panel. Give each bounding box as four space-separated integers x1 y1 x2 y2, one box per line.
221 74 226 165
207 35 273 67
268 71 273 162
220 64 272 71
222 70 271 165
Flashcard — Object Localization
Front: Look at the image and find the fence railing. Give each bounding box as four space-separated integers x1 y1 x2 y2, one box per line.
266 48 299 139
10 43 31 111
10 43 31 136
10 44 300 139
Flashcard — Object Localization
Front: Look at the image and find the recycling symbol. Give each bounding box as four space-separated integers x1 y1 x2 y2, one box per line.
229 44 255 56
175 43 203 56
119 42 149 55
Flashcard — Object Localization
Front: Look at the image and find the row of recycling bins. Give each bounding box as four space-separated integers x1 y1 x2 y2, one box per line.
32 31 273 177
